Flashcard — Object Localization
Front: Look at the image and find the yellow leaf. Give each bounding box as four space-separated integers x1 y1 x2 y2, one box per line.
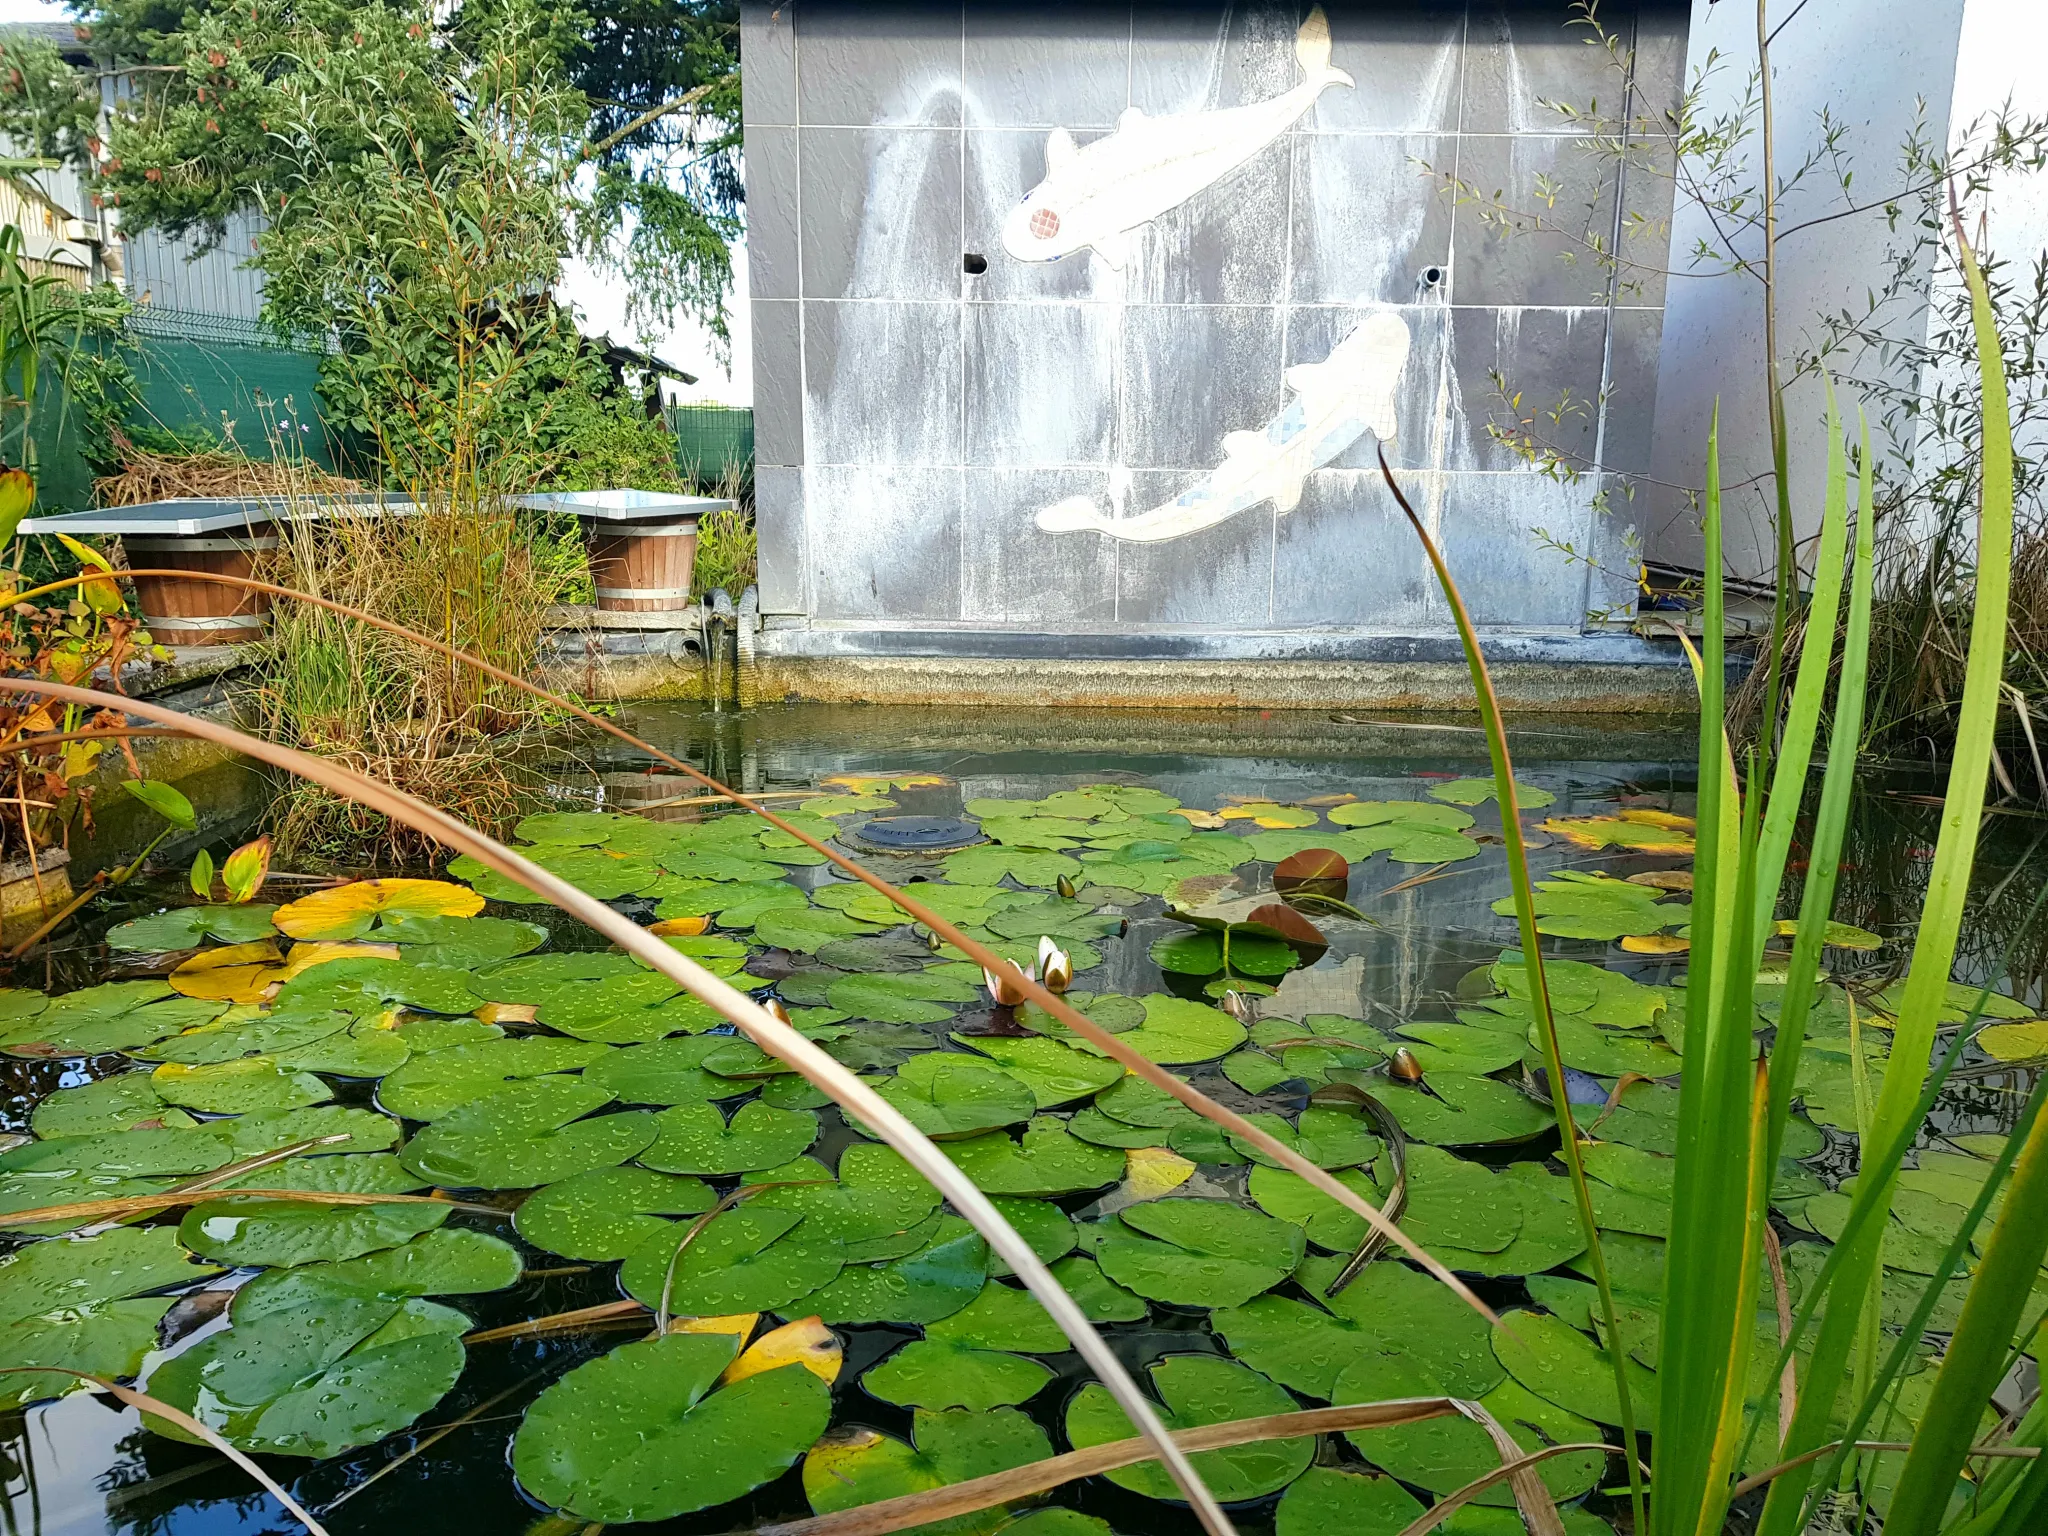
1540 815 1696 855
669 1312 758 1343
820 772 951 793
1771 918 1883 951
55 533 123 615
719 1315 841 1387
1619 808 1696 830
175 940 284 972
168 939 287 1003
648 915 710 937
0 467 35 546
1620 934 1690 955
1979 1021 2048 1063
1167 808 1226 830
274 878 483 940
1217 803 1317 828
476 1001 539 1026
1626 870 1695 892
1123 1145 1197 1201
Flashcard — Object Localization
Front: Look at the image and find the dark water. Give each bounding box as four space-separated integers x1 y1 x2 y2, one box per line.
0 704 2039 1536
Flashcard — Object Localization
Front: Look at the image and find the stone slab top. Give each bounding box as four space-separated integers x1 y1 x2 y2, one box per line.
513 489 733 522
20 494 413 537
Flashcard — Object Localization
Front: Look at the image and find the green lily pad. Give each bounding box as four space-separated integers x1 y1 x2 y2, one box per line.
1148 930 1300 978
1428 777 1556 810
750 1146 940 1259
1327 799 1476 830
1344 1372 1605 1506
1014 990 1145 1041
0 984 227 1057
657 878 810 926
275 1019 412 1078
0 1227 223 1408
30 1074 198 1137
1542 1016 1683 1078
234 1228 522 1315
399 1078 655 1189
952 1035 1123 1109
805 1410 1053 1536
985 1197 1077 1277
639 1100 820 1175
815 933 937 973
1223 1048 1297 1095
584 1036 752 1106
1424 1163 1588 1277
1067 1354 1313 1501
1374 1075 1550 1146
471 952 640 1001
377 1039 611 1120
864 1339 1054 1411
210 1105 400 1158
512 811 623 845
514 1166 716 1260
1492 872 1690 941
1074 994 1244 1066
379 913 549 968
1218 1257 1504 1401
810 1214 988 1324
1276 1466 1423 1536
105 904 281 952
1394 1021 1527 1077
620 1205 842 1315
1489 952 1672 1028
1068 1108 1169 1149
150 1058 332 1114
535 973 727 1044
271 958 482 1017
1234 1105 1382 1170
828 970 983 1025
1491 1307 1660 1430
944 1118 1123 1196
755 906 888 953
137 1008 351 1067
146 1285 469 1457
179 1196 449 1266
982 901 1121 943
1096 1199 1303 1308
873 1055 1036 1141
942 847 1083 889
925 1279 1069 1353
1246 1165 1385 1252
218 1150 425 1196
514 1331 832 1523
1093 1074 1202 1129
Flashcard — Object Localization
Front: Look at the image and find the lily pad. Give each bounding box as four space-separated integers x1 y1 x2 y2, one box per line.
277 1019 412 1078
1096 1199 1302 1309
1232 1106 1382 1170
863 1339 1053 1411
1220 1256 1503 1401
274 878 484 941
804 1408 1053 1536
620 1205 843 1315
537 974 727 1044
1074 994 1244 1066
378 1038 610 1120
30 1074 198 1137
1276 1467 1424 1536
639 1101 821 1175
514 1167 716 1260
1492 871 1690 941
584 1036 753 1105
1374 1075 1550 1146
0 984 227 1057
271 958 481 1017
1394 1021 1527 1077
1429 777 1557 810
1542 1016 1683 1078
1491 1307 1659 1430
1067 1353 1313 1501
751 1144 941 1258
399 1078 656 1189
755 906 890 953
1246 1165 1385 1251
0 1227 224 1407
809 1214 988 1325
952 1035 1123 1109
1148 930 1299 978
874 1056 1036 1141
146 1284 468 1457
829 970 983 1025
942 847 1084 889
1540 809 1695 853
944 1118 1123 1196
106 904 281 952
379 913 549 968
150 1058 332 1114
514 1331 832 1523
179 1196 450 1266
1345 1372 1605 1506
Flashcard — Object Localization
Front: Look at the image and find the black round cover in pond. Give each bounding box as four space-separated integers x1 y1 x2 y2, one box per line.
848 815 984 853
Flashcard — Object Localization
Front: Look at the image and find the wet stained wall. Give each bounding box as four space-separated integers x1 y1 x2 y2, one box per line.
744 2 1690 644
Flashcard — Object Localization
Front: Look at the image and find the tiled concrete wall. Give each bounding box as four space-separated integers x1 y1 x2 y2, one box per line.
744 1 1686 639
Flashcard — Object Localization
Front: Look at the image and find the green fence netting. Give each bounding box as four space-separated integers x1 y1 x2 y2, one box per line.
667 403 753 485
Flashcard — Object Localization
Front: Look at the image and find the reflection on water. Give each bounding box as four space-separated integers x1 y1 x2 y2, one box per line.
0 704 2039 1536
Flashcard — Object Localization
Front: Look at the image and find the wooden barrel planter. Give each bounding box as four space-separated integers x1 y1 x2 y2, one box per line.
584 517 700 615
123 531 276 646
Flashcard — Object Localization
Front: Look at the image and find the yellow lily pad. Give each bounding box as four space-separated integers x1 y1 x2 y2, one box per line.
1978 1021 2048 1063
1217 803 1318 829
1626 870 1695 892
1541 810 1697 854
1621 934 1691 955
1123 1145 1197 1201
820 773 951 793
167 940 286 1003
1771 918 1882 951
274 879 485 941
721 1315 842 1387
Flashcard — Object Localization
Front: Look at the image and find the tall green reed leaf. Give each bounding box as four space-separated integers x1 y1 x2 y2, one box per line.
1656 405 1774 1536
1756 200 2017 1536
1883 1096 2048 1532
1375 444 1621 1534
1751 374 1850 952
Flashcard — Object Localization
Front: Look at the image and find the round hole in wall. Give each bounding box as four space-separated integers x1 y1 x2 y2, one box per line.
1422 265 1444 287
962 252 989 275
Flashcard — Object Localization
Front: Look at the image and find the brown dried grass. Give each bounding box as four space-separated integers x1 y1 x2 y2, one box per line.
93 434 364 508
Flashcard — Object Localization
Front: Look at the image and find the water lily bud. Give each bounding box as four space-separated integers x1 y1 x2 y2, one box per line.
1037 936 1073 994
1056 873 1078 900
1389 1046 1425 1083
983 961 1036 1007
1219 989 1260 1024
760 997 793 1027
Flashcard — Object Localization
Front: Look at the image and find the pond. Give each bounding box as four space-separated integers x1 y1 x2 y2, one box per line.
0 703 2039 1536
